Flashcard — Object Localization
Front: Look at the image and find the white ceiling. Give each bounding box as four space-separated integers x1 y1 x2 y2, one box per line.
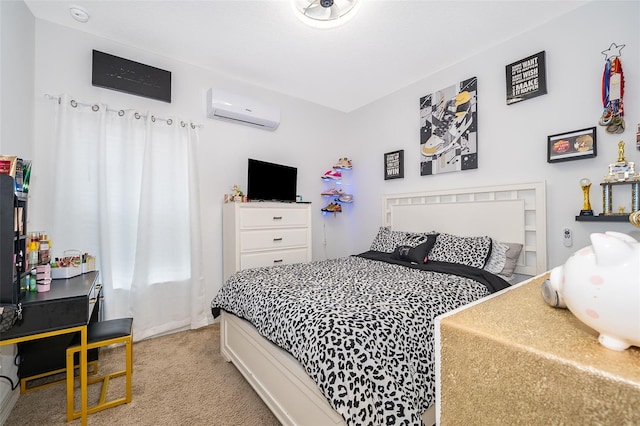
24 0 589 112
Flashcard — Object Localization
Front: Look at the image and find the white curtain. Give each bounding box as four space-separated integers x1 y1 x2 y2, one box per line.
47 94 207 341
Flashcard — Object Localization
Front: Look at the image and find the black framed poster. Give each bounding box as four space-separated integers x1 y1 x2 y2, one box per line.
92 50 172 103
547 127 597 163
384 150 404 180
506 51 547 105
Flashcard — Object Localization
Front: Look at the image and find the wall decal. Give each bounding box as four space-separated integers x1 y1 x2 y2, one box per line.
92 50 172 103
506 51 547 105
420 77 477 176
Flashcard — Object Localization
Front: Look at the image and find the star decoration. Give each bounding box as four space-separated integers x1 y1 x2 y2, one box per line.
601 43 625 60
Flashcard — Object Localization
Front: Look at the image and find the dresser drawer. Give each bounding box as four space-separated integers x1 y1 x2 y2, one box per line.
240 228 308 251
240 248 309 270
240 207 309 228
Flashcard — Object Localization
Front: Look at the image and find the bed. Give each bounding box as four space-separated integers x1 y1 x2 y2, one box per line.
211 181 547 425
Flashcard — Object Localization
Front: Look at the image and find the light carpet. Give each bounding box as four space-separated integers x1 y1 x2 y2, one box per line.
4 323 280 425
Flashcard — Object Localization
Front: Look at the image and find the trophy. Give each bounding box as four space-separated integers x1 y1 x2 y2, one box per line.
579 178 594 216
607 141 635 182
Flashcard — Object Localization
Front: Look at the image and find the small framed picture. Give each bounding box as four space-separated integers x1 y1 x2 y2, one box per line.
547 127 597 163
384 150 404 180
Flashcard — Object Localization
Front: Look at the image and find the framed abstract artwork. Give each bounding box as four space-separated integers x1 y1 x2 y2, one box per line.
419 77 478 176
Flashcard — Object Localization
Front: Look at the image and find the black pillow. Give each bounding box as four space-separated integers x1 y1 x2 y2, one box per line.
392 239 434 264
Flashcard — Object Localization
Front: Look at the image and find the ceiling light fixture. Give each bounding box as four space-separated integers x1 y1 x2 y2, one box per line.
293 0 361 29
69 5 90 23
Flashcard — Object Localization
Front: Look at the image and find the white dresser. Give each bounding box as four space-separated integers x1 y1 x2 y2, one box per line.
222 202 312 281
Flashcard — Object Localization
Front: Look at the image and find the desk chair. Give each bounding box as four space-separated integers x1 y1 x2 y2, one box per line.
66 318 133 421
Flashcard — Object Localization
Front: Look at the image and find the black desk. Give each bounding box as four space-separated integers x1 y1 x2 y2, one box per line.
2 271 100 340
0 271 100 425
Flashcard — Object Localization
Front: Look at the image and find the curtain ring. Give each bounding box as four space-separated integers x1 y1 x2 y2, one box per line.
118 110 125 116
191 123 196 129
134 112 141 119
70 100 78 108
180 121 186 128
92 105 99 112
166 119 173 125
151 116 156 122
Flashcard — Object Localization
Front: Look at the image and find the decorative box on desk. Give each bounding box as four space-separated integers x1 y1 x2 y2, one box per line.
436 273 640 425
51 265 82 279
50 249 84 279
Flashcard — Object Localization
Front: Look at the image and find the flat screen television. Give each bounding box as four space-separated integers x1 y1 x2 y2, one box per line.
247 158 297 202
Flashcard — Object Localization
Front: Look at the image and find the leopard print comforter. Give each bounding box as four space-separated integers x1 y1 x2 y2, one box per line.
211 254 498 425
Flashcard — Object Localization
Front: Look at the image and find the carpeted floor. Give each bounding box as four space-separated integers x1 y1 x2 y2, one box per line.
4 324 280 425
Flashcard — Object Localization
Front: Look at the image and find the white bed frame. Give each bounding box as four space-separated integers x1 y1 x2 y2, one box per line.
220 181 547 425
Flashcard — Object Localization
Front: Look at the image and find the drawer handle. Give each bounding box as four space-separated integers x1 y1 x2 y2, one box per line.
273 237 283 242
89 297 97 304
273 259 283 263
273 216 283 220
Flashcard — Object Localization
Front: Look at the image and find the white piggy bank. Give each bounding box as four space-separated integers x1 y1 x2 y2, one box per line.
550 231 640 351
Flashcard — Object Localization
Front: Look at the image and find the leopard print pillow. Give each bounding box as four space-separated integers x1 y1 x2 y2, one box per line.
429 233 492 269
484 239 509 274
370 226 437 253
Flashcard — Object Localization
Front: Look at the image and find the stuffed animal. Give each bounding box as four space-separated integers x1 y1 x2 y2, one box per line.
549 231 640 351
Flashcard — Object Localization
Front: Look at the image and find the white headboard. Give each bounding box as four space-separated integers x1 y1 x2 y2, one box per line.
382 181 547 276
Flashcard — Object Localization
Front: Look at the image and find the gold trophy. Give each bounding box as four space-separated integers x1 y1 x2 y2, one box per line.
579 178 594 216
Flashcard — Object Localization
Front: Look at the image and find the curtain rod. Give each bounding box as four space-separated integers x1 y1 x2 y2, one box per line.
44 94 203 129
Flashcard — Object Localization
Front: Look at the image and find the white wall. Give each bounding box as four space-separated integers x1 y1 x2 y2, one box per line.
29 19 354 317
5 0 639 319
1 0 638 419
8 0 640 324
0 0 34 156
0 0 34 418
348 0 639 270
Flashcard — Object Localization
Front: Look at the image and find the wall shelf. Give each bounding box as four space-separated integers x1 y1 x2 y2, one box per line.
575 180 639 223
575 214 630 222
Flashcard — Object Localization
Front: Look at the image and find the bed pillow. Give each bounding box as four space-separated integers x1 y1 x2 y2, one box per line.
392 239 434 264
500 242 523 277
391 234 438 263
369 226 437 253
429 233 492 269
370 227 404 252
484 240 523 277
403 231 438 249
483 240 509 275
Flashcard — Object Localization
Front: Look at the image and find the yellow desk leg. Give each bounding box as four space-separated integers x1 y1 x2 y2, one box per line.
80 326 88 426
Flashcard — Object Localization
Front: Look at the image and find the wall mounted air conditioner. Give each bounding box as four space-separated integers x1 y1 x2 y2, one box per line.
206 88 280 130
